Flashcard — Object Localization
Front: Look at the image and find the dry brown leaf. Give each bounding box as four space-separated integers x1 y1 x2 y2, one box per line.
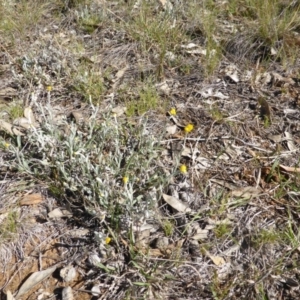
114 66 128 81
162 193 192 213
166 124 177 135
192 229 208 240
19 193 43 206
0 87 17 98
24 107 37 126
181 146 191 156
210 178 237 190
15 266 56 298
6 290 14 300
284 131 297 151
135 229 151 249
67 228 89 238
268 134 282 143
168 115 185 128
112 66 128 90
207 218 232 225
140 248 163 257
230 186 262 199
280 164 300 173
204 249 226 266
48 208 72 218
0 119 24 136
71 111 85 124
210 255 226 266
111 106 127 117
13 117 32 129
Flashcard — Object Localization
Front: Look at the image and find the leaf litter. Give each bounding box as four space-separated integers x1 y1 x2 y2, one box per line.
1 0 300 299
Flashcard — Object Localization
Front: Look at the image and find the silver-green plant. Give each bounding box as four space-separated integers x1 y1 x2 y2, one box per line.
6 97 167 231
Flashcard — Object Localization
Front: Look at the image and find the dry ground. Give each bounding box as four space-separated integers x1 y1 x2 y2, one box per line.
1 0 300 299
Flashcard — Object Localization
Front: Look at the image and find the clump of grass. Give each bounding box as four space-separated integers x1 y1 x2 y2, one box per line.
126 81 161 116
162 219 174 236
252 229 280 249
77 3 105 33
214 222 232 239
184 1 223 75
124 1 187 77
0 0 49 40
0 210 19 243
209 104 224 122
211 270 232 299
8 102 24 120
72 62 108 104
224 0 300 65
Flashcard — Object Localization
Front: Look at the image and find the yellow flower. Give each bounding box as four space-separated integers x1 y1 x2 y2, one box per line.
46 85 52 92
105 237 111 244
184 123 194 133
4 142 10 148
169 108 176 116
179 164 187 174
122 176 129 184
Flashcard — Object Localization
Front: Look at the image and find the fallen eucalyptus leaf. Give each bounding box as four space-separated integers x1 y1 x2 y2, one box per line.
181 43 198 49
135 229 151 249
284 131 297 151
210 178 237 190
48 208 72 219
0 119 24 136
280 164 300 173
199 87 229 99
0 87 17 98
111 106 126 117
16 266 56 298
268 134 282 143
204 249 226 266
230 186 262 199
195 157 212 169
224 64 239 83
166 125 177 135
71 111 85 124
227 70 239 83
210 256 225 266
19 193 43 206
207 218 232 225
192 229 208 240
112 66 128 90
6 290 14 300
24 107 37 126
162 194 192 213
13 117 32 129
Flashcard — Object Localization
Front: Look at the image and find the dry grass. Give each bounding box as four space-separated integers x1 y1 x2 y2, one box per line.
0 0 300 299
